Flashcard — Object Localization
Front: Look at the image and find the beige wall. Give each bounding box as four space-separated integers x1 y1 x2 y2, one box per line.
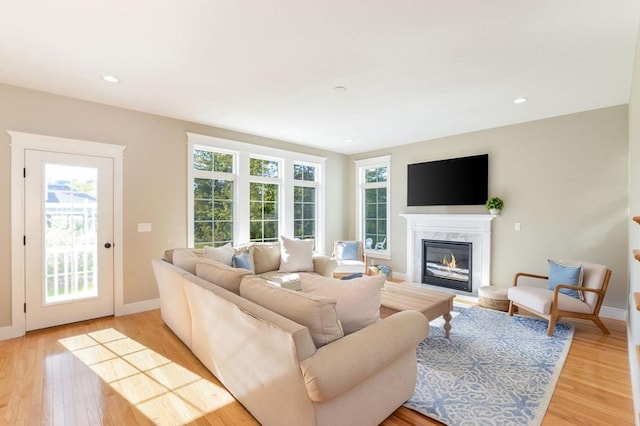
0 83 347 328
627 21 640 418
349 105 629 310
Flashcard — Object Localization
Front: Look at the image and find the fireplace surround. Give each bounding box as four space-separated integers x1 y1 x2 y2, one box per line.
400 214 495 294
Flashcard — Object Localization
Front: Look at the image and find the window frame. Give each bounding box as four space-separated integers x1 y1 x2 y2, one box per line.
187 133 326 251
355 155 391 260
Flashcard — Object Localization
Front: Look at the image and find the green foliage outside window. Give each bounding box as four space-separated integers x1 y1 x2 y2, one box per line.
250 158 279 178
294 186 315 240
194 150 233 173
194 177 234 247
364 186 387 250
250 182 279 242
364 166 387 183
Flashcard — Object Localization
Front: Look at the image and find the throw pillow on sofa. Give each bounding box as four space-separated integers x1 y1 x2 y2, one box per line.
251 242 282 274
196 258 253 294
172 248 202 274
233 248 254 273
204 243 234 266
240 276 344 347
279 236 315 273
300 273 385 334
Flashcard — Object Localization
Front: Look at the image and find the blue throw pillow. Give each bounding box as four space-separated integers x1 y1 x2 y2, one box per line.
233 251 254 272
338 241 360 261
548 260 583 300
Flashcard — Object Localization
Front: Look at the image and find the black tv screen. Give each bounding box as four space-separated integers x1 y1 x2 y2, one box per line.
407 154 488 206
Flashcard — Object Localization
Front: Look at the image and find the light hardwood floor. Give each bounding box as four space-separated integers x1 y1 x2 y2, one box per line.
0 307 634 425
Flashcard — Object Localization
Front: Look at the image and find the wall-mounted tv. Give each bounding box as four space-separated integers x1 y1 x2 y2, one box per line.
407 154 488 206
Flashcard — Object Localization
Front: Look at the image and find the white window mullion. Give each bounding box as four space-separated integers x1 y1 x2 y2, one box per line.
282 158 294 238
236 151 250 243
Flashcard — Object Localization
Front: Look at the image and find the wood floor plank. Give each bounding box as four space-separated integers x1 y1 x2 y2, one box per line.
0 307 633 425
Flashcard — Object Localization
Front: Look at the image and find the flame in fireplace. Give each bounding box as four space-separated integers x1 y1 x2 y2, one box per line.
442 252 457 269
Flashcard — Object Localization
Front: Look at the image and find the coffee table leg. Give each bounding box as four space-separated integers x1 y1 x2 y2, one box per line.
443 312 452 338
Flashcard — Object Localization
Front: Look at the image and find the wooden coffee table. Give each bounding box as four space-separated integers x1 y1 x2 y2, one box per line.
380 282 455 338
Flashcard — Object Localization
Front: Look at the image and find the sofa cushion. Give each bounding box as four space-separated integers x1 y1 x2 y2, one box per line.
172 248 203 274
258 271 302 291
279 236 315 273
300 273 385 335
196 258 253 294
251 242 282 274
240 276 344 347
204 243 234 266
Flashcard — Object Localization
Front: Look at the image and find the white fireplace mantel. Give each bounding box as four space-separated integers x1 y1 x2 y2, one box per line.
400 214 495 294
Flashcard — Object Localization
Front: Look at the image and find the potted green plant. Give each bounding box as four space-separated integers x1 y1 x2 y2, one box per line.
485 197 504 215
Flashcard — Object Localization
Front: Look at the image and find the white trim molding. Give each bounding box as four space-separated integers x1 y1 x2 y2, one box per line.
6 131 125 340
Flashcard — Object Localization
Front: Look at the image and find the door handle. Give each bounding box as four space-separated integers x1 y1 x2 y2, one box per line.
104 242 112 249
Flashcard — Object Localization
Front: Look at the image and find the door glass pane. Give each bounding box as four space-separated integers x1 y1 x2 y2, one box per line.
44 164 98 304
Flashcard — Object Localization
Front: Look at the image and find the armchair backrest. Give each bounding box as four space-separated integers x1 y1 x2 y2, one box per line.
561 260 611 309
333 241 364 262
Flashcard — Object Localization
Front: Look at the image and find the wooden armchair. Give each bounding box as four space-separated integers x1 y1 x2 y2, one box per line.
507 261 611 336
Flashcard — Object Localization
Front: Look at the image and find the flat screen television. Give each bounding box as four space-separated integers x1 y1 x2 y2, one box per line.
407 154 488 206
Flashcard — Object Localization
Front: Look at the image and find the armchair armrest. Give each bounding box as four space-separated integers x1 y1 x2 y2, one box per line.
299 310 428 402
312 254 338 277
552 284 605 304
513 272 548 286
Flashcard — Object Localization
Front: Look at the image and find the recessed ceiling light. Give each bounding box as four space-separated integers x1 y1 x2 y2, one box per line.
333 86 347 92
102 75 119 83
513 97 528 104
346 138 354 143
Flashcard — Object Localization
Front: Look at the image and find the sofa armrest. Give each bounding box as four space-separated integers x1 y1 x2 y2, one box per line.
299 310 428 402
312 254 338 277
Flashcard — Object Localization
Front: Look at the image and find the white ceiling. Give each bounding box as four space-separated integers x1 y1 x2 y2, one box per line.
1 1 639 155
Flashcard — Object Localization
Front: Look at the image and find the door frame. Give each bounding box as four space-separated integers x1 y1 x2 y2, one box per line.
8 131 125 338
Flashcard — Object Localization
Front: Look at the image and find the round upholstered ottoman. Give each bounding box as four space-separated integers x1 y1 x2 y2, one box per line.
478 285 509 312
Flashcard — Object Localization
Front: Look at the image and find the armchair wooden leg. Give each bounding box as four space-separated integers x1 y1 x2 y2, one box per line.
547 316 558 337
508 301 515 316
591 316 611 335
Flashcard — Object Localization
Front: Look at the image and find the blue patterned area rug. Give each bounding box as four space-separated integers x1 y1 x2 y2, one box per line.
404 305 574 426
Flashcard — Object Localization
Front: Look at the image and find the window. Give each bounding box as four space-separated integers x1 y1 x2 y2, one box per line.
355 156 390 257
293 164 318 241
187 133 325 250
192 150 235 247
249 157 280 242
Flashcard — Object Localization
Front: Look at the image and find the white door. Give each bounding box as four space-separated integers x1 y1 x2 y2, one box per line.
24 150 114 331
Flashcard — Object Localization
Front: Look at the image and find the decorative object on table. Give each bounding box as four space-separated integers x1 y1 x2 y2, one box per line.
369 264 392 279
404 305 574 426
485 196 504 215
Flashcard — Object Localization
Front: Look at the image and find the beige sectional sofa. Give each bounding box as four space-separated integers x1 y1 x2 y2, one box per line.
152 240 429 426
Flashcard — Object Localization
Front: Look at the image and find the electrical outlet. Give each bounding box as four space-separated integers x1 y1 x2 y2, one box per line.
514 222 521 231
138 223 152 232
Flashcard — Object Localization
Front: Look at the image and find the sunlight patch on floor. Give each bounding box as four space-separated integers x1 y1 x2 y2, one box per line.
58 328 235 425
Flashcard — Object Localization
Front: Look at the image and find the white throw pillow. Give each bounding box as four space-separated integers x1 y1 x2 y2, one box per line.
203 243 234 266
172 248 202 274
300 273 385 334
279 236 315 273
240 276 344 347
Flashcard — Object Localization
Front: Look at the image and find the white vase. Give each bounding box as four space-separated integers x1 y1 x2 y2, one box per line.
489 208 500 215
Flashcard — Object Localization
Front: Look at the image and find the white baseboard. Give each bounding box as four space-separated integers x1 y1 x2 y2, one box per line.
0 324 24 341
0 298 160 341
599 305 627 321
115 298 160 316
